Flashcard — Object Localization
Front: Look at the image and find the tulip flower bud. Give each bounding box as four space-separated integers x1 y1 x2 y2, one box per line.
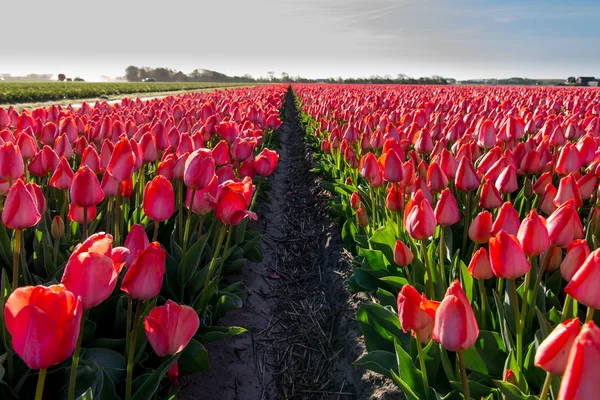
535 318 581 376
554 174 582 208
144 300 200 357
546 200 584 248
557 321 600 400
469 211 493 243
504 370 518 386
393 240 414 266
491 202 520 236
51 216 65 239
397 285 439 333
404 190 436 240
565 249 600 309
489 230 531 279
433 280 479 351
517 209 550 257
468 247 494 279
561 239 591 281
350 192 361 210
456 157 479 191
356 208 369 227
544 246 563 272
533 171 553 196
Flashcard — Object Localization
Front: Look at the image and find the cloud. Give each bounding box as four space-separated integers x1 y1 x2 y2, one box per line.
493 16 515 23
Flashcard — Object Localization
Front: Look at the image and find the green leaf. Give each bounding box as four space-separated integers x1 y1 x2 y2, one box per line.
353 350 396 377
131 354 179 400
493 380 537 400
390 369 421 400
493 289 514 353
81 348 126 385
180 231 211 286
369 224 398 265
195 326 247 344
459 259 474 303
462 330 507 377
178 339 209 376
213 292 243 320
394 338 425 398
376 288 397 309
341 220 359 252
76 388 94 400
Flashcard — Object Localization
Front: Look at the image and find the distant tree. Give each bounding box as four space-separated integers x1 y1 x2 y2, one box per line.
125 66 140 82
66 78 72 82
58 73 66 81
173 71 187 82
74 77 85 82
267 71 275 81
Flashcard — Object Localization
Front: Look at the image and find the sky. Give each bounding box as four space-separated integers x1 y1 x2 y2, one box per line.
2 0 600 81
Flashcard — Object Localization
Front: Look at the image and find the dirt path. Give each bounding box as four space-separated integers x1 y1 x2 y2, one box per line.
180 88 399 400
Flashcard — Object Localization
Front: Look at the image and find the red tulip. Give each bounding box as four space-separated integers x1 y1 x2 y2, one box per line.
434 189 460 226
71 166 104 207
215 177 256 226
255 148 279 177
81 146 101 174
489 230 531 279
4 284 83 369
121 242 166 300
350 192 361 210
356 208 369 227
186 175 219 215
555 142 582 176
68 204 97 224
546 200 584 248
385 183 403 212
404 190 436 240
557 321 600 400
535 318 581 376
393 240 414 266
478 179 503 209
561 239 590 282
106 138 136 182
426 162 448 193
184 149 215 190
495 164 518 194
61 233 129 309
577 172 597 200
380 149 403 183
143 175 175 222
540 183 558 215
0 142 24 182
433 280 479 351
533 171 553 196
565 249 600 309
468 247 494 279
554 174 582 208
397 285 439 333
139 132 158 163
123 224 150 268
543 246 563 272
491 202 520 236
359 152 379 181
49 157 74 190
144 300 200 357
231 137 256 162
517 210 550 257
468 211 493 243
2 180 41 229
211 140 230 165
455 158 479 191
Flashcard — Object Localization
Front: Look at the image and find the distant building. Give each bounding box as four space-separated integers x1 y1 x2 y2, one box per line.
576 77 598 86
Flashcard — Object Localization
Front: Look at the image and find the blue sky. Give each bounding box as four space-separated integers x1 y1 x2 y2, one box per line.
2 0 599 80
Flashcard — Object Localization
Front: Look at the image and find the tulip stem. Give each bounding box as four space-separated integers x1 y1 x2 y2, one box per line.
68 309 87 400
197 215 205 242
586 307 595 322
421 239 435 299
182 190 196 256
213 226 233 285
153 222 159 242
83 207 88 240
415 331 430 398
11 229 22 291
126 300 144 400
526 254 545 329
560 295 574 322
178 182 184 244
125 296 133 355
35 368 47 400
439 228 447 289
457 351 470 400
106 198 113 236
198 225 228 320
461 191 472 259
539 372 552 400
249 176 263 211
478 279 488 330
508 279 523 369
115 190 121 245
53 237 60 270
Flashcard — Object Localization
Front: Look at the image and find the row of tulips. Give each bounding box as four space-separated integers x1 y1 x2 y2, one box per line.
295 84 600 400
0 86 284 399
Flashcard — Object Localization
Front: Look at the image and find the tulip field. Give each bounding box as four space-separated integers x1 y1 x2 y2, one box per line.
0 87 283 399
2 82 600 400
296 84 600 400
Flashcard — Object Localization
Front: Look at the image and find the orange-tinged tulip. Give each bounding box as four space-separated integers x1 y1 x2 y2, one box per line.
121 242 166 300
404 190 436 240
489 230 531 279
61 233 128 309
71 166 104 208
557 321 600 400
561 239 590 281
565 249 600 309
2 180 41 229
434 188 460 226
397 285 439 333
144 300 200 357
433 280 479 351
393 240 414 266
468 247 494 280
517 209 550 257
143 175 175 222
469 211 493 243
535 318 581 376
4 284 83 369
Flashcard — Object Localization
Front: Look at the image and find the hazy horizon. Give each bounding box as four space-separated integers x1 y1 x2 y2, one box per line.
3 0 599 82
